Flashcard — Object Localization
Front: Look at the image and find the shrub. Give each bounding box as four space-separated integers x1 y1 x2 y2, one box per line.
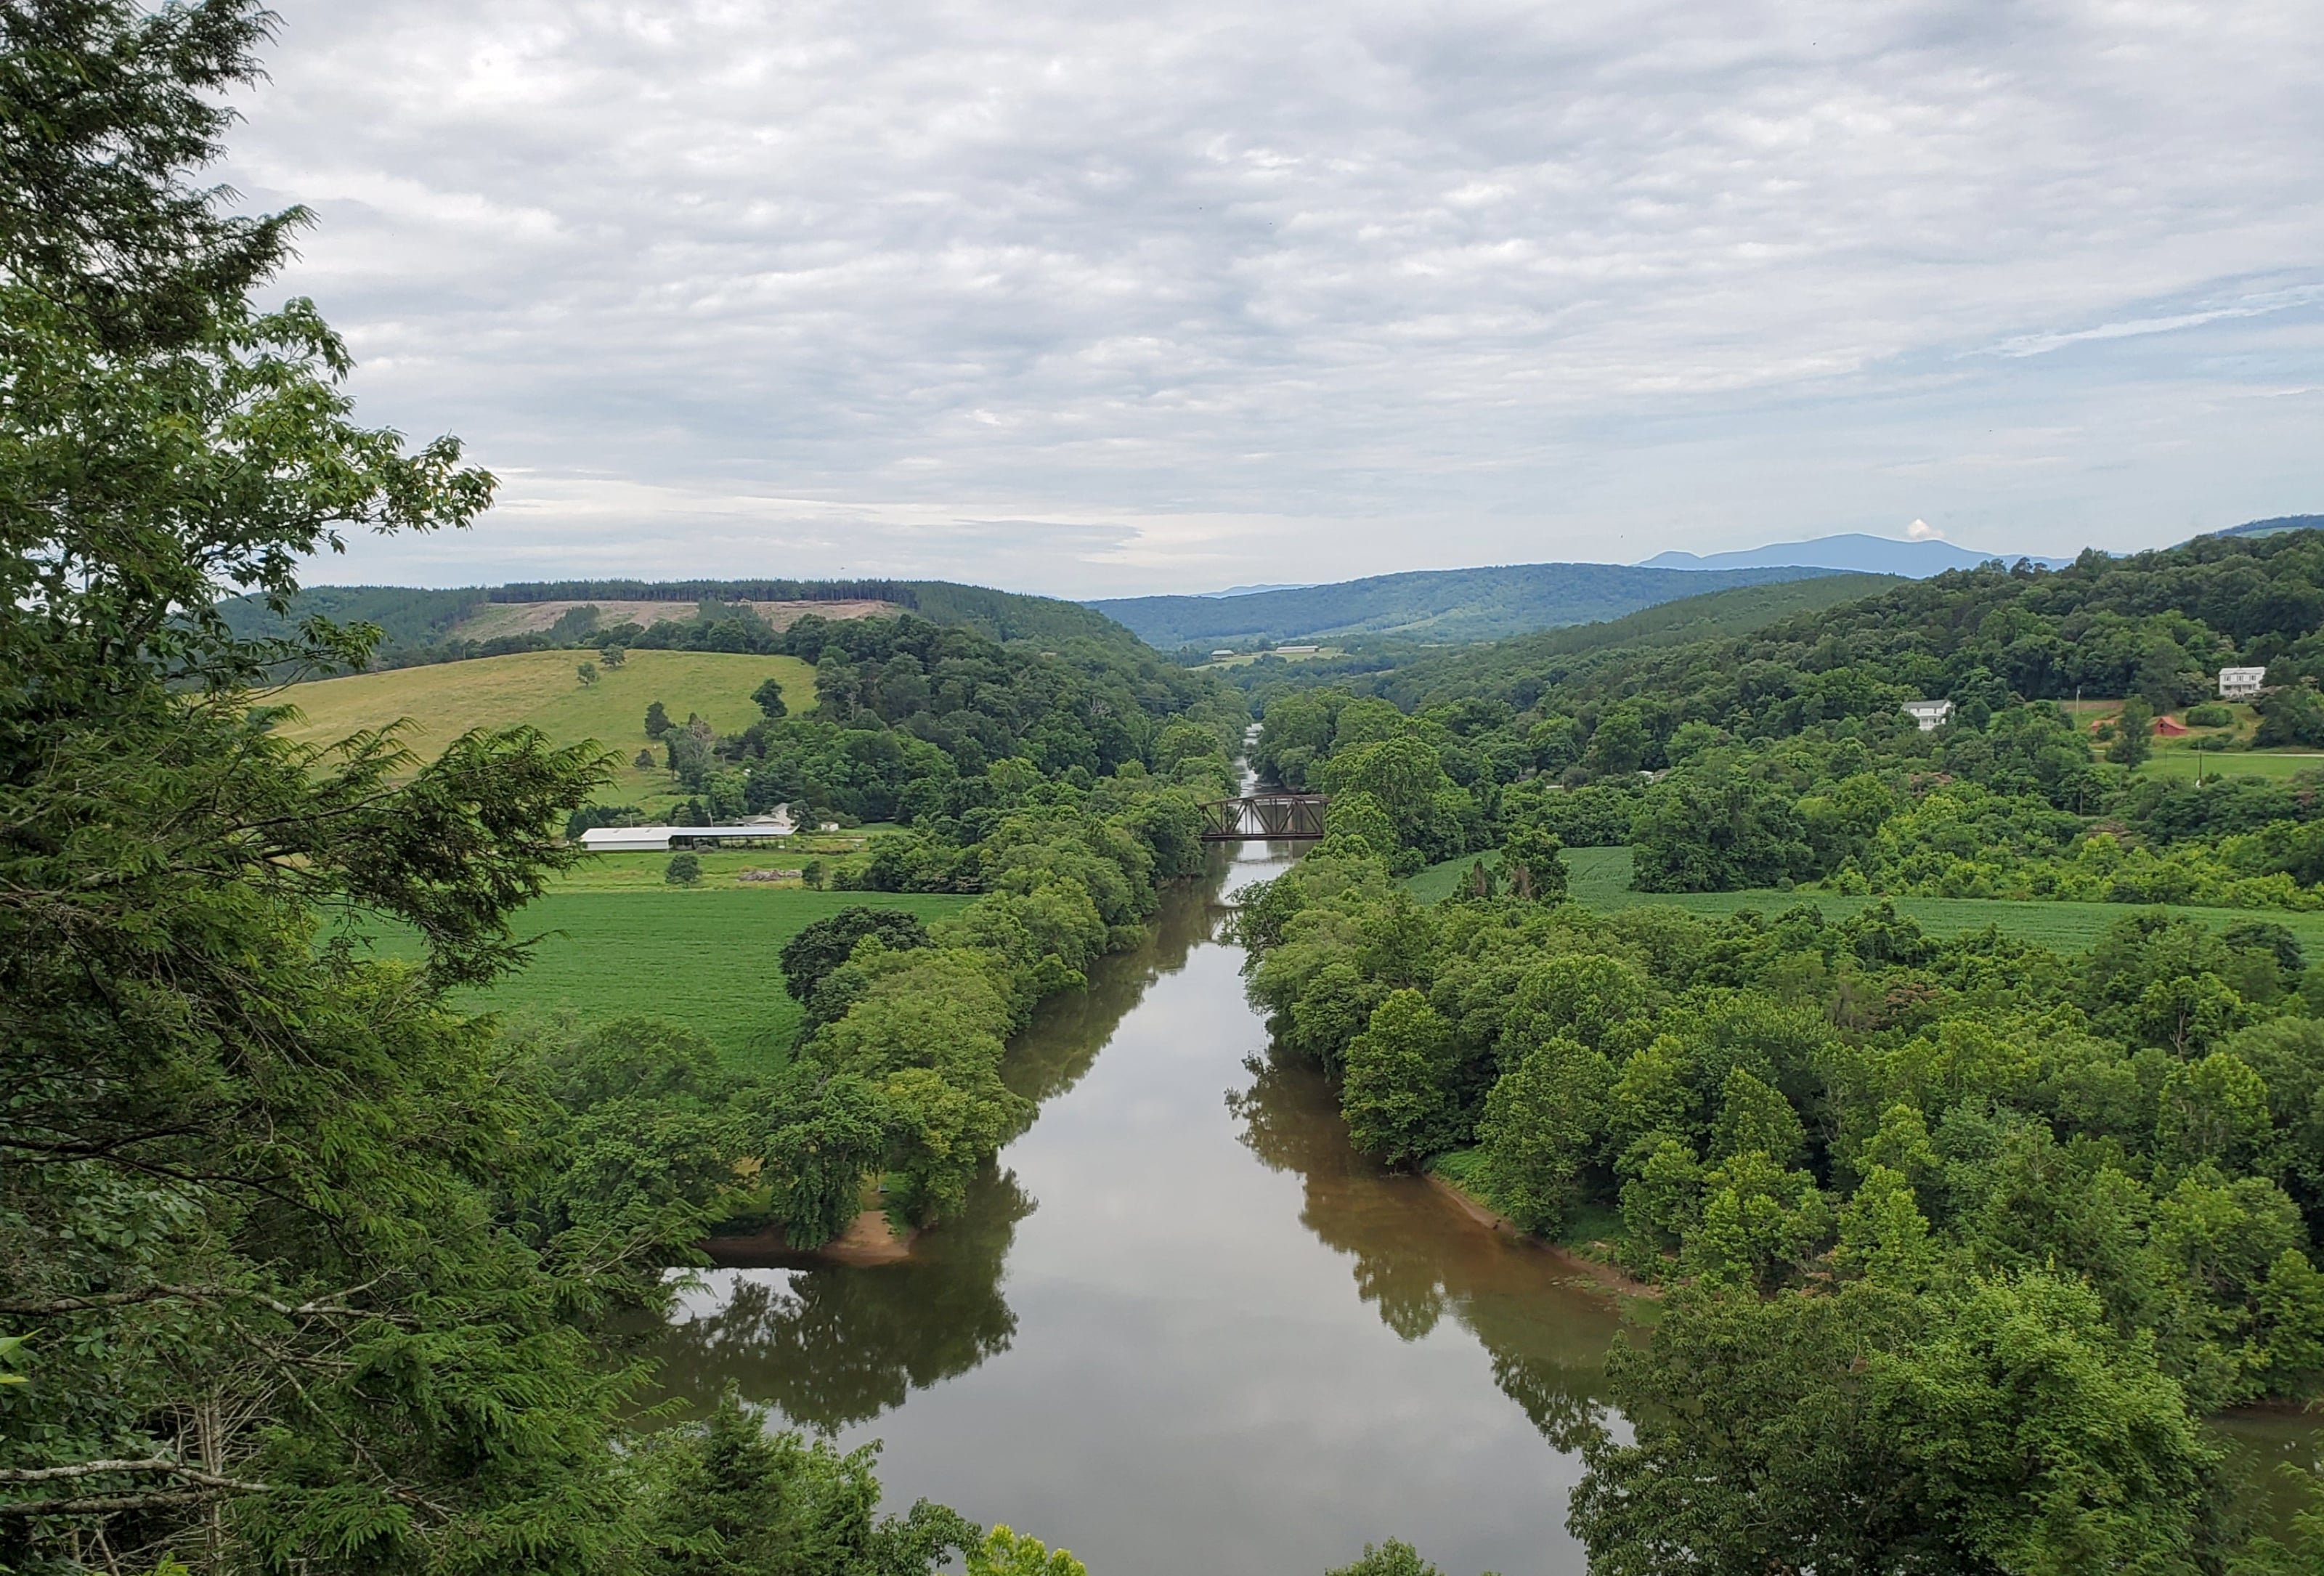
665 852 702 884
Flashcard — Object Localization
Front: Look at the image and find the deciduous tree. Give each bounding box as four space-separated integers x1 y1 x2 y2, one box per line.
1342 989 1466 1166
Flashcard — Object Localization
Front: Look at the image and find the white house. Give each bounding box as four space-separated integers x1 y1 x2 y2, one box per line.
2219 667 2267 700
1901 699 1956 731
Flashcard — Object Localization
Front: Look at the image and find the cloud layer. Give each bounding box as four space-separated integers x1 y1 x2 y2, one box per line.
229 1 2324 595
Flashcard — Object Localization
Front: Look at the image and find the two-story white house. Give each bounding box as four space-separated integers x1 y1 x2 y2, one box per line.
1901 699 1956 731
2219 667 2267 700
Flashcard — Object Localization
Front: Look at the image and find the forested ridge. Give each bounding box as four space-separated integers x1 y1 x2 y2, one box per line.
1088 561 1842 649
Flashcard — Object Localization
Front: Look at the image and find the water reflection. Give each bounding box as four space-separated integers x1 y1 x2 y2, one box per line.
659 1168 1033 1429
1228 1050 1621 1452
2214 1409 2324 1544
1002 866 1223 1108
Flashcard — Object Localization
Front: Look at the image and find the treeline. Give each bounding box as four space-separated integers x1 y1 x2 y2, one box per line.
1236 834 2324 1569
211 582 494 654
494 577 909 604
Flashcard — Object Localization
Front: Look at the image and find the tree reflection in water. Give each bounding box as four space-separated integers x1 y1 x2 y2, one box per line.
1227 1047 1626 1453
655 1165 1035 1431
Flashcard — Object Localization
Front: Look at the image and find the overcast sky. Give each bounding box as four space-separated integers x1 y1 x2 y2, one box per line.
228 1 2324 598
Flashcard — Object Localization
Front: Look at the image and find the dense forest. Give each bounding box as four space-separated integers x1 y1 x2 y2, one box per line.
1238 843 2324 1569
1228 537 2324 1569
583 606 1243 839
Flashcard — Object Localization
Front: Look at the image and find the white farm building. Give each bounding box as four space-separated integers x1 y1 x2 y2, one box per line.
2219 667 2267 700
580 806 796 852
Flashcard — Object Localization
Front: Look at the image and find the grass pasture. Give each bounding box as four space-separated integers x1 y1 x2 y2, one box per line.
1405 845 2324 955
268 649 817 805
2139 748 2324 783
2052 698 2323 784
553 845 890 891
351 887 970 1071
1195 647 1344 670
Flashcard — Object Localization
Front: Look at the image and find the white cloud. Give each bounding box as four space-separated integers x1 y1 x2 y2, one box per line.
232 0 2324 596
1979 283 2324 360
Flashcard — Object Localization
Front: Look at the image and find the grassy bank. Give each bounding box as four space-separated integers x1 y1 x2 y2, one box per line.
351 886 970 1072
269 648 817 805
1405 845 2324 954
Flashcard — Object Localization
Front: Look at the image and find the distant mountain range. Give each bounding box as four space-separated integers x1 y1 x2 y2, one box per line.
1085 563 1841 649
1641 533 2075 577
1097 517 2320 650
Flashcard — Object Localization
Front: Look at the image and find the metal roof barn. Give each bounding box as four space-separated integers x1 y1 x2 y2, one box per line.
580 816 796 853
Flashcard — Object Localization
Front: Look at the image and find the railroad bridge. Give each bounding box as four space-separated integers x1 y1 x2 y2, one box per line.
1198 793 1330 841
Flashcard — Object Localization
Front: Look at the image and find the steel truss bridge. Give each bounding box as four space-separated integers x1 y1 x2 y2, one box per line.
1198 793 1330 841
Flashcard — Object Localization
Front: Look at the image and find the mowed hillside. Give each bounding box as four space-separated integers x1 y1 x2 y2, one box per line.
269 649 815 803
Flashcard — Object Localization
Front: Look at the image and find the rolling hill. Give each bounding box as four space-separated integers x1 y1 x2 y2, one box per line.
1086 562 1840 649
267 648 813 805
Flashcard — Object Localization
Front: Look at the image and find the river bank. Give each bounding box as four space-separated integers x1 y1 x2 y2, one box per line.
1422 1170 1660 1303
702 1207 917 1268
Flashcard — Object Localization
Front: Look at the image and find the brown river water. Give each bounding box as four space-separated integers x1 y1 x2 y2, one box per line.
645 840 2320 1574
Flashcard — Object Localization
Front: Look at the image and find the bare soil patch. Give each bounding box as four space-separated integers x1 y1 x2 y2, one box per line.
1424 1173 1660 1299
698 1209 917 1269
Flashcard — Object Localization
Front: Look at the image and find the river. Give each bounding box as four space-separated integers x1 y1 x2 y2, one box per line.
649 840 1630 1575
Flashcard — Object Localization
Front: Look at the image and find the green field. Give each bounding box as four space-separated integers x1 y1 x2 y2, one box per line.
551 843 908 890
1195 647 1344 670
269 649 817 806
2052 699 2323 784
352 886 970 1071
1405 845 2324 954
2140 747 2324 782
